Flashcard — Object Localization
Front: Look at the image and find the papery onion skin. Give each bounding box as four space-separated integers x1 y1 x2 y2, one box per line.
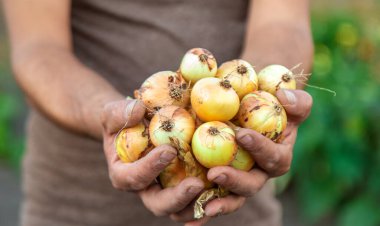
149 106 195 146
137 71 190 113
116 123 150 163
187 107 204 128
216 59 258 99
179 48 217 83
160 156 187 188
230 146 255 171
191 77 240 122
160 137 213 189
258 64 296 95
192 121 237 168
237 91 287 142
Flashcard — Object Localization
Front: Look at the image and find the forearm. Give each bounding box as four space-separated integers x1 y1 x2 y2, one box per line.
12 43 124 139
242 23 313 72
241 0 314 89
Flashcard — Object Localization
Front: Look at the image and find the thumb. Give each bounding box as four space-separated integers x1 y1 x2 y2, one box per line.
102 99 146 134
276 89 313 125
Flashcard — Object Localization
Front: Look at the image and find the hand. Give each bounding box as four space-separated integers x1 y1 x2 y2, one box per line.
202 89 313 217
101 99 206 222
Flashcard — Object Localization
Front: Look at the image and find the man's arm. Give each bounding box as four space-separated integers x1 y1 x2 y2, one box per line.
3 0 123 139
3 0 206 223
242 0 314 78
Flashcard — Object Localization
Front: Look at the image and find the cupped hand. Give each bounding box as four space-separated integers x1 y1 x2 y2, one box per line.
101 99 206 223
202 89 313 217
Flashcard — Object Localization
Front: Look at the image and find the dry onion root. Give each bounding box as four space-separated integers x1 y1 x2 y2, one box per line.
258 64 336 96
238 91 287 142
194 186 229 219
115 123 151 163
191 77 240 122
179 48 218 83
136 71 190 117
216 59 258 99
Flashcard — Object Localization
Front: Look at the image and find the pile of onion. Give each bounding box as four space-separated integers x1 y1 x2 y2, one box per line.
115 47 308 219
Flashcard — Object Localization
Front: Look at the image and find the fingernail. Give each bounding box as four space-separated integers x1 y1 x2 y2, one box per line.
187 186 203 194
159 150 176 164
283 89 296 105
240 135 253 145
213 174 227 184
124 100 137 117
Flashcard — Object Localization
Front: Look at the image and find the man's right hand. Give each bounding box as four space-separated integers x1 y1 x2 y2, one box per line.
101 99 205 223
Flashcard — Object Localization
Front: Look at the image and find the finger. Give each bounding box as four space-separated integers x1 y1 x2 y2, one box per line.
101 99 146 134
204 194 246 217
236 128 292 176
276 89 313 125
184 217 211 226
208 167 268 196
170 205 195 222
139 177 204 217
110 144 177 191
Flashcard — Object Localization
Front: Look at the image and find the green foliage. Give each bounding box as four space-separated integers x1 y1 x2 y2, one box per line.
0 37 25 168
291 12 380 225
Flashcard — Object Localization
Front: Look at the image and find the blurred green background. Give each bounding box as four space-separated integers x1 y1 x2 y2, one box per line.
1 1 380 226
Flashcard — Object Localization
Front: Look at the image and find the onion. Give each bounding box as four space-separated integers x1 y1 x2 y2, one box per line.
258 64 296 95
238 91 287 142
136 71 190 115
115 123 150 163
230 146 255 171
179 48 217 83
216 59 258 99
191 77 240 122
149 106 195 146
192 121 237 168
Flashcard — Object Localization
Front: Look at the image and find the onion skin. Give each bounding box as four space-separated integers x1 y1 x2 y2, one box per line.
137 71 190 113
258 65 296 95
230 146 255 171
216 59 258 99
160 137 213 189
149 106 195 146
191 77 240 122
179 48 217 83
187 107 204 128
237 91 287 142
160 156 187 188
192 121 237 168
115 123 150 163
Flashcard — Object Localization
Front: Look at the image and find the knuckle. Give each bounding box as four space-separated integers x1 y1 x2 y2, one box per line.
263 152 281 172
125 174 146 191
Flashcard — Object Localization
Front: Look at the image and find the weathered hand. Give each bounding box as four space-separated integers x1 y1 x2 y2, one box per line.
202 89 313 217
101 99 206 222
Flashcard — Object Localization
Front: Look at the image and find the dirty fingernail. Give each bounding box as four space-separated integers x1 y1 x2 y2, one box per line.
240 134 253 145
283 89 296 105
159 150 176 164
187 186 203 194
213 174 227 184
